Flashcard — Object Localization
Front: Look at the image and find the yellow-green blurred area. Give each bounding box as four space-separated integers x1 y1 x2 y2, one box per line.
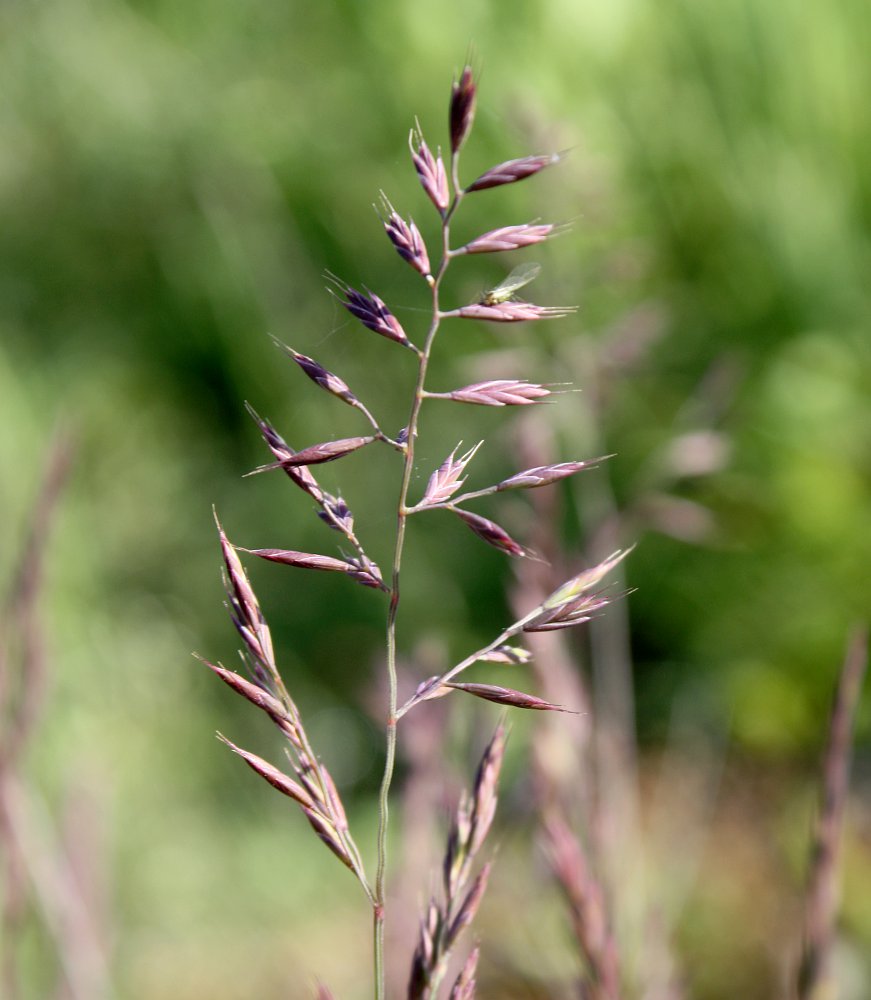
2 0 870 997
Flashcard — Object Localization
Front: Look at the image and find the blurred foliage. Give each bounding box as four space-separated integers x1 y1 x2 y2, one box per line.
1 0 870 997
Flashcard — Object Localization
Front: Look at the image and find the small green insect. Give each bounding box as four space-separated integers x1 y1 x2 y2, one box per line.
480 262 541 305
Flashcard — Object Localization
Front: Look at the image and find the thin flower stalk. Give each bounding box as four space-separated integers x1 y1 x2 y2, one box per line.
397 615 540 718
373 192 454 999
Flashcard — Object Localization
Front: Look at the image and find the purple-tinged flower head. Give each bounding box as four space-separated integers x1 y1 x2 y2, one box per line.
200 660 297 738
215 517 275 670
219 736 316 809
444 794 473 899
409 900 440 997
469 724 505 854
242 547 357 574
446 862 491 947
522 548 633 632
242 546 384 592
466 153 562 192
244 549 386 590
453 508 527 558
447 301 578 323
419 442 482 507
442 379 553 406
317 493 354 533
276 342 360 406
297 804 354 869
245 404 323 501
344 556 385 590
522 591 614 633
542 548 633 608
496 458 606 491
446 682 572 713
458 222 559 254
379 194 432 281
449 65 477 154
449 946 479 1000
277 435 376 467
476 644 533 666
409 126 450 214
248 435 377 472
330 275 414 349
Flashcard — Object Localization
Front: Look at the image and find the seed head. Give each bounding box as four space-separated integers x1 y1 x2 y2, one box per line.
459 222 558 254
453 508 527 558
522 548 634 632
245 404 323 501
446 863 491 949
379 194 432 280
476 645 533 666
496 458 605 491
448 302 578 323
275 341 360 407
218 735 314 809
466 153 562 192
317 494 354 533
449 946 479 1000
344 556 385 590
420 442 482 507
449 65 477 154
446 682 573 713
442 380 552 407
330 275 414 349
272 435 376 467
410 127 450 214
243 547 359 574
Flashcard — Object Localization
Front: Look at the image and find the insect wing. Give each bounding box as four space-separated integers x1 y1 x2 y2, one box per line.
482 262 541 305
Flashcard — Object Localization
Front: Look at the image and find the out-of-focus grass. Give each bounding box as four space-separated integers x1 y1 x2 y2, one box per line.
1 0 869 996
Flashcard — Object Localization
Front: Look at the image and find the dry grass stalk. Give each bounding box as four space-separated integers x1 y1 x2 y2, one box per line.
795 628 868 1000
542 813 622 1000
0 431 112 1000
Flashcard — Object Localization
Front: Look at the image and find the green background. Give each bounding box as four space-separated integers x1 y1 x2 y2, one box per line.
2 0 869 997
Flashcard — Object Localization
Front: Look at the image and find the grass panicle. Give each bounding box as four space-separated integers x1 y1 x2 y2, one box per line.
204 64 630 998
